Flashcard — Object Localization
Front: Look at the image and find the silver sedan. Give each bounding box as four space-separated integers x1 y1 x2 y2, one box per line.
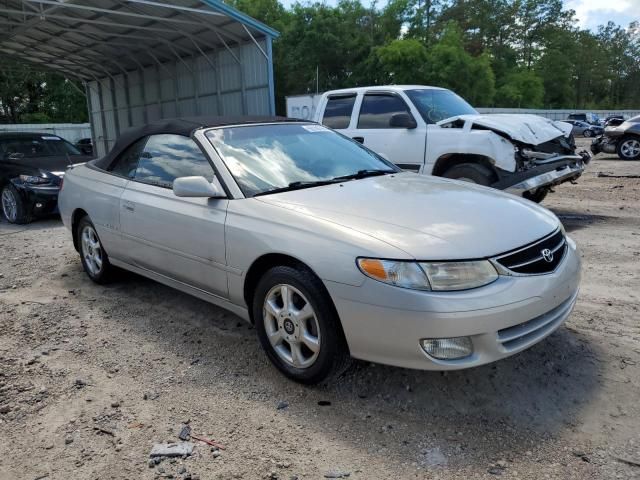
58 118 581 384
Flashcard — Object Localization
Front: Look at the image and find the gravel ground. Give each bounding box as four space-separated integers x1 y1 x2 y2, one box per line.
1 138 639 480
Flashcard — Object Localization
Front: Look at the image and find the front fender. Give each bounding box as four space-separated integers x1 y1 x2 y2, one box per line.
428 127 517 173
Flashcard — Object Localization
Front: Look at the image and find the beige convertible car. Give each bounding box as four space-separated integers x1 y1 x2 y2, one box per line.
58 117 581 384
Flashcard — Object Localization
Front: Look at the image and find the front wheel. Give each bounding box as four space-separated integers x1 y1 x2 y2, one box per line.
77 216 114 284
1 185 31 224
583 129 593 138
523 188 549 203
253 265 350 384
617 136 640 160
441 163 495 186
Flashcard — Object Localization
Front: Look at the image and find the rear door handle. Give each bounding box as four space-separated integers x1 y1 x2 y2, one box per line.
352 136 364 144
122 201 135 212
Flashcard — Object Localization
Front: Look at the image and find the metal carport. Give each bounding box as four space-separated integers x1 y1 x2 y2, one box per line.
0 0 279 156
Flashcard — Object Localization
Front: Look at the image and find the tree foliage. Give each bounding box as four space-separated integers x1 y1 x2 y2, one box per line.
0 65 87 124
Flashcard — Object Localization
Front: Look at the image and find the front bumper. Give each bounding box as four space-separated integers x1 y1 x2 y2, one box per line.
506 161 585 194
325 238 581 370
14 183 61 216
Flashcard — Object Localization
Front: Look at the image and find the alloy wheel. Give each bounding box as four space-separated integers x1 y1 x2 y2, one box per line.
263 284 321 369
621 139 640 159
1 188 17 222
81 225 104 276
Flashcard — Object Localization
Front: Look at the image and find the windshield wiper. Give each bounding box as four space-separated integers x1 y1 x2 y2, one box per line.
253 179 340 197
331 169 395 182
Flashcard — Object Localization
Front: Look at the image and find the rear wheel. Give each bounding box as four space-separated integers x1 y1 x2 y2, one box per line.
1 184 31 224
441 163 494 186
617 136 640 160
253 265 350 384
77 216 114 284
583 129 593 138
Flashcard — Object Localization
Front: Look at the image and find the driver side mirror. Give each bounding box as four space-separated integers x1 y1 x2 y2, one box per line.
173 176 226 198
389 113 417 129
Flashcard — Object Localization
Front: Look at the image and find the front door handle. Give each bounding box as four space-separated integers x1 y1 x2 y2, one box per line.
352 136 364 144
122 201 135 212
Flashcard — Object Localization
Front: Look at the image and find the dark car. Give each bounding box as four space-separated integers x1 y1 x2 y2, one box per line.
75 137 93 156
564 120 604 137
0 132 93 224
591 115 640 160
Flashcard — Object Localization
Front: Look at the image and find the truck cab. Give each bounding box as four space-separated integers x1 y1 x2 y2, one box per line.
313 85 590 203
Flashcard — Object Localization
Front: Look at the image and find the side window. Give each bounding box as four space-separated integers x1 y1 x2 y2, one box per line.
109 137 147 178
133 134 214 188
321 95 356 129
357 94 411 129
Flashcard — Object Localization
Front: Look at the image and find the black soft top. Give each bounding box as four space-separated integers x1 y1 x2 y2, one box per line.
92 115 303 170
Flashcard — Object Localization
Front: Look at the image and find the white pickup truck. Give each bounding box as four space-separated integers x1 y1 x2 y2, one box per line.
312 85 590 202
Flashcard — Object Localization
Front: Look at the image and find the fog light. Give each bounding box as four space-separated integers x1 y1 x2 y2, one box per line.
421 337 473 360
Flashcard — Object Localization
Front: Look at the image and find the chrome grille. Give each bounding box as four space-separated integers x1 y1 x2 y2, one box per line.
494 230 566 275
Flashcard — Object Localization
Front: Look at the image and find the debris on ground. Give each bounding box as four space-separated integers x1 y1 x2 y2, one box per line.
190 433 225 450
324 471 350 478
276 400 289 410
178 424 192 441
149 442 194 458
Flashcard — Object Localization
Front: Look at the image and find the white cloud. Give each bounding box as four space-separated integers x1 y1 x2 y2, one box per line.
565 0 640 30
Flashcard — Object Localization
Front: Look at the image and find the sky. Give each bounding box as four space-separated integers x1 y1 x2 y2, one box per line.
278 0 639 31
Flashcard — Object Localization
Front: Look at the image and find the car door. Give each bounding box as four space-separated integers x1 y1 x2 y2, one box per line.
118 134 229 298
344 92 426 171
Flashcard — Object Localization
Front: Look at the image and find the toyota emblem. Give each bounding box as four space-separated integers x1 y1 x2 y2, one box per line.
541 248 554 263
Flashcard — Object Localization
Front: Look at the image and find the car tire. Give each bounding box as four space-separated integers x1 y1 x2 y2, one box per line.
1 184 31 224
253 265 351 384
616 136 640 160
523 188 549 203
583 129 593 138
442 163 495 186
76 216 114 284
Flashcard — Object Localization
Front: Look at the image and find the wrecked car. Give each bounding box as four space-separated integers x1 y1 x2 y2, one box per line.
313 86 591 202
591 115 640 160
58 117 581 384
0 132 91 224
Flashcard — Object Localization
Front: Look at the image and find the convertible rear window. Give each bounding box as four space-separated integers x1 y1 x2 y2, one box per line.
206 123 396 197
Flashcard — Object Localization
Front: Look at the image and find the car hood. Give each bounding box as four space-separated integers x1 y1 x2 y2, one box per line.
439 114 573 145
256 173 560 260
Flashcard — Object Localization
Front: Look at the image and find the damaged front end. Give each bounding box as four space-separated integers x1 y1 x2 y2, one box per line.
499 136 591 196
440 114 591 197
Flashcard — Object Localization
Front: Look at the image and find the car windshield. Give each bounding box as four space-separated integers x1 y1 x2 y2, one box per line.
206 123 398 197
405 89 478 124
0 136 81 158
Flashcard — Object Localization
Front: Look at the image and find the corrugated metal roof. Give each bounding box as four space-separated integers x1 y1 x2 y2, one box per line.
0 0 278 82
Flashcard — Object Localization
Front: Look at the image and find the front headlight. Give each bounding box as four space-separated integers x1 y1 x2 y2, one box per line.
419 261 498 291
357 258 498 291
19 175 49 184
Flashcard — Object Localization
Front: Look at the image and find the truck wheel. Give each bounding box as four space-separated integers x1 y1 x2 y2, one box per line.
442 163 494 186
617 136 640 160
523 188 549 203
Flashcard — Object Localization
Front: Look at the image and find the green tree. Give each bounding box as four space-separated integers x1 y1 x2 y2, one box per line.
496 69 544 107
376 39 429 83
424 22 495 105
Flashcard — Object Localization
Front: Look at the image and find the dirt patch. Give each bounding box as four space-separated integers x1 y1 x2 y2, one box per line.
1 145 639 479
